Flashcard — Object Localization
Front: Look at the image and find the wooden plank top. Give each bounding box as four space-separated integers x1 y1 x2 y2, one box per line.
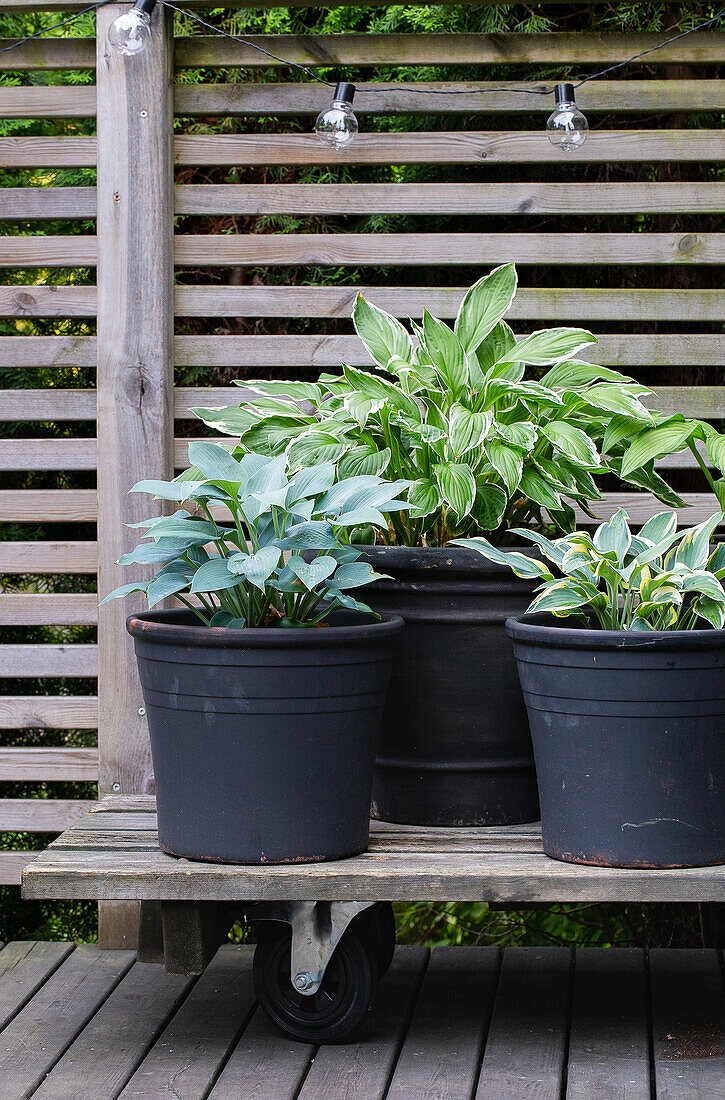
21 796 725 904
2 942 724 1099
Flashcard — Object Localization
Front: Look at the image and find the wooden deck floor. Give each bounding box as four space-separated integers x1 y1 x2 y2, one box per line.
2 942 725 1099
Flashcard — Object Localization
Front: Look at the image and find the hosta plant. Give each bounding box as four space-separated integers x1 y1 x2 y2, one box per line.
454 509 725 631
193 263 689 547
102 442 409 628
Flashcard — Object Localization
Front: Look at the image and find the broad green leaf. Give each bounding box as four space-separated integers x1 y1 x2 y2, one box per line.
287 554 338 590
187 441 246 482
449 404 490 456
472 483 508 531
191 404 263 437
117 542 190 566
638 511 678 546
620 419 699 478
577 383 653 423
603 415 640 454
476 321 517 375
279 520 340 551
338 446 391 478
674 513 723 570
332 561 383 589
706 432 725 476
407 478 442 520
209 611 247 628
509 528 568 568
454 262 518 353
693 595 725 629
422 310 468 398
681 570 725 601
287 463 336 502
520 467 562 511
495 421 537 452
129 479 204 502
352 294 413 368
484 441 523 495
435 462 476 517
137 516 220 544
189 557 242 594
244 379 323 404
503 327 596 366
593 509 631 563
541 421 600 468
540 360 634 389
146 570 192 607
228 546 281 590
100 580 150 604
286 431 349 472
451 537 553 579
529 579 600 615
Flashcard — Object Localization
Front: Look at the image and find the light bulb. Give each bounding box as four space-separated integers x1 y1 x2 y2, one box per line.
315 82 358 149
108 1 155 57
547 83 589 152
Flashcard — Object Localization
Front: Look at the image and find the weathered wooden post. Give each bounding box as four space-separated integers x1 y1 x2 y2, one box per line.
95 1 174 948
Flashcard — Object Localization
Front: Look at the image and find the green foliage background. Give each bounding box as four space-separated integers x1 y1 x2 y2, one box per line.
1 2 722 947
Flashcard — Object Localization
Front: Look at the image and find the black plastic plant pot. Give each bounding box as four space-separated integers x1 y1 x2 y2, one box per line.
355 546 540 827
506 614 725 868
127 608 404 865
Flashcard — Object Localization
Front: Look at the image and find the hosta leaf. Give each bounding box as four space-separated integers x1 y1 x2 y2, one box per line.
287 463 336 502
519 468 562 511
188 441 246 482
674 513 724 570
279 520 340 551
449 405 490 456
352 294 413 368
244 379 323 405
434 462 476 517
594 509 632 565
706 431 725 476
117 542 190 566
407 478 442 520
129 479 204 502
472 483 508 531
451 537 552 580
189 557 242 594
541 421 600 468
227 546 281 590
191 404 263 437
540 360 634 389
681 570 725 601
454 262 518 354
504 328 596 366
209 611 247 628
332 561 383 589
338 445 391 478
620 419 700 478
603 415 640 455
693 595 725 629
287 554 338 589
146 570 193 607
577 383 653 423
484 441 523 495
422 310 468 398
476 321 517 375
100 580 150 604
495 421 537 452
529 579 600 615
286 431 349 472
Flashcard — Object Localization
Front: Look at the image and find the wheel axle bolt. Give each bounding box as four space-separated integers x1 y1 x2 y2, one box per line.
293 971 314 991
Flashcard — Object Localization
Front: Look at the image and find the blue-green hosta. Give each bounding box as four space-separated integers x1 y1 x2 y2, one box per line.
454 510 725 632
102 444 410 628
191 263 703 546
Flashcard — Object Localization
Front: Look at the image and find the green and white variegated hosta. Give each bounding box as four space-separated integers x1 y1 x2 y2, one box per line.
102 443 410 628
454 509 725 632
192 263 688 547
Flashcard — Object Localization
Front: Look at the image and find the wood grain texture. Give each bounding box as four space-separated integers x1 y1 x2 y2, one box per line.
650 949 725 1100
0 36 95 69
0 851 37 886
96 3 174 812
0 695 98 729
0 85 95 118
0 644 97 677
0 542 97 574
0 335 95 365
175 181 725 215
0 389 96 420
174 130 725 166
0 941 75 1031
0 595 98 625
0 747 98 781
475 948 570 1098
0 283 97 314
208 1010 313 1100
0 946 135 1099
0 489 95 521
31 962 194 1100
566 948 650 1100
0 799 95 832
174 79 725 116
174 285 725 322
1 187 96 219
24 798 725 903
0 437 97 470
119 945 257 1100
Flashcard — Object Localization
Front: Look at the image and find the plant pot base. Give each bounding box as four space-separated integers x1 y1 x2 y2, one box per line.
159 841 368 866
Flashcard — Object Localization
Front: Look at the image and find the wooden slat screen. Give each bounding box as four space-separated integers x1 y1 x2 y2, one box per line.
0 8 723 891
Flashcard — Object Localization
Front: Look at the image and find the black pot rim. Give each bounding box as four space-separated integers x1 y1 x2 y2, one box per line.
506 612 724 651
355 543 539 577
127 607 404 649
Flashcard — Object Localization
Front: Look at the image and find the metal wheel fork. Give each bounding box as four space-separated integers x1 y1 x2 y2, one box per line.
247 901 377 995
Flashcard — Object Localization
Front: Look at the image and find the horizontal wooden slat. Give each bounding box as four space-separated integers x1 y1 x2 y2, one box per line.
174 79 725 116
175 285 725 322
174 131 725 167
173 334 725 368
0 85 95 118
176 182 725 216
3 130 723 169
1 284 722 322
648 387 725 418
6 232 723 270
0 490 96 521
0 644 97 677
0 595 98 625
2 31 723 71
0 747 98 781
173 32 725 68
0 390 96 421
174 233 725 267
0 696 98 729
0 335 94 366
0 799 95 832
0 438 96 471
1 188 96 220
0 851 35 886
0 542 97 574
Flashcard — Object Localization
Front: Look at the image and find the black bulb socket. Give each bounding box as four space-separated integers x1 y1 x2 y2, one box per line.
554 83 576 106
333 82 356 105
133 0 157 14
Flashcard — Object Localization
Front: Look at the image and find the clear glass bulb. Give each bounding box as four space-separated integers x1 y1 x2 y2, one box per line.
108 8 152 57
315 83 358 149
547 84 588 153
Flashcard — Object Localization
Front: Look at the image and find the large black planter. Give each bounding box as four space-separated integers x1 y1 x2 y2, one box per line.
357 546 540 826
507 614 725 868
127 609 403 864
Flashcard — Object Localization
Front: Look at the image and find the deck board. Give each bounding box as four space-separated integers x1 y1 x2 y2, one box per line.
3 942 725 1097
21 796 725 903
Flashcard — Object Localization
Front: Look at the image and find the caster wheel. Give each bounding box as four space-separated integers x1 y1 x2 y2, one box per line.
253 923 379 1044
357 902 396 978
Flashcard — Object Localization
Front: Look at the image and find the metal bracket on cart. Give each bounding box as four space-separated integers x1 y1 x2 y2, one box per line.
247 900 378 995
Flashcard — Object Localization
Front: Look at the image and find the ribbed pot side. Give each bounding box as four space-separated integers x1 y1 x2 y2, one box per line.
357 546 540 827
507 614 725 868
127 609 403 865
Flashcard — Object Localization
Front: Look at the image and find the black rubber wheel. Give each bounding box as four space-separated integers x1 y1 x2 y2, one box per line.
253 923 379 1044
358 903 396 978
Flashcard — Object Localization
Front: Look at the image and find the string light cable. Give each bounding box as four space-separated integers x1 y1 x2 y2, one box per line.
1 2 722 151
